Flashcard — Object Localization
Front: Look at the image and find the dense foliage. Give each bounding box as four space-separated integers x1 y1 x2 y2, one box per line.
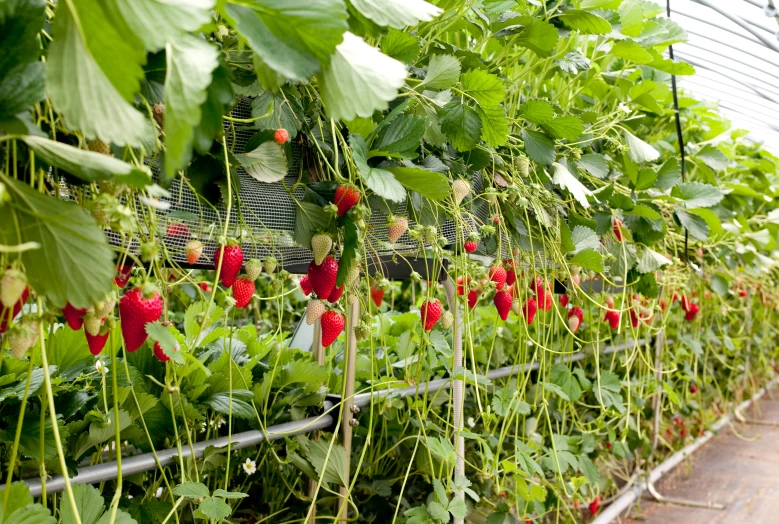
1 0 779 523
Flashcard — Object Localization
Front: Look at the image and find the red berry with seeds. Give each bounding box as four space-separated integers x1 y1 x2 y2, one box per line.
300 275 313 296
63 303 88 331
690 384 698 394
489 266 507 290
387 217 408 243
613 219 623 242
559 294 569 308
274 128 289 144
467 289 479 309
119 287 163 352
464 240 478 253
494 291 512 321
321 310 345 347
186 240 203 265
214 243 244 288
308 256 339 299
334 185 360 216
166 222 189 237
327 284 344 303
420 299 443 330
114 263 134 288
523 298 538 325
370 286 384 307
456 276 470 296
153 341 171 362
233 277 255 308
505 260 517 286
589 496 601 515
86 330 109 356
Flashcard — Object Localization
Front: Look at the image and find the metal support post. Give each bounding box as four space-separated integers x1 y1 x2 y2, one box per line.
338 299 359 523
307 320 323 524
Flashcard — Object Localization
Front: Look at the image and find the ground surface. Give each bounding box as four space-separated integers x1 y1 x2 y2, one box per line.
621 394 779 523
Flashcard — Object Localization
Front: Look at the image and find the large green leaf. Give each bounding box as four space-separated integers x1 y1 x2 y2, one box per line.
374 115 426 155
197 497 232 521
0 176 114 309
21 136 151 187
0 482 33 523
461 69 506 107
60 484 105 524
559 9 611 34
623 129 659 163
576 153 609 179
164 34 219 177
610 40 653 64
519 99 554 124
225 0 347 83
386 167 450 200
380 29 420 63
351 135 406 202
552 162 592 208
350 0 441 29
551 363 582 401
569 248 603 272
0 0 46 119
675 208 709 241
5 504 55 524
47 0 149 146
421 55 461 90
478 103 510 148
517 20 559 57
618 0 645 37
109 0 213 51
672 182 724 209
439 101 482 151
294 200 330 249
306 440 348 486
250 86 305 137
319 32 407 121
522 129 555 165
235 141 288 183
542 116 583 141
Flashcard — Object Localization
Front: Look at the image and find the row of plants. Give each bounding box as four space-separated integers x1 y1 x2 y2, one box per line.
1 0 779 523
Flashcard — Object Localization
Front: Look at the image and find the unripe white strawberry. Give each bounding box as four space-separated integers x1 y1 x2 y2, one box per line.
83 310 103 336
346 265 361 286
511 298 522 315
93 293 116 319
516 156 530 177
8 321 37 358
452 179 471 205
387 216 409 243
440 311 454 329
311 233 333 265
1 269 27 308
306 299 326 325
264 256 278 275
423 226 437 244
354 323 371 341
245 259 262 281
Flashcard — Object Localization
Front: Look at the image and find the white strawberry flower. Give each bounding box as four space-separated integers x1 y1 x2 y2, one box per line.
497 327 504 338
618 102 631 114
243 458 256 475
95 359 107 373
467 417 475 428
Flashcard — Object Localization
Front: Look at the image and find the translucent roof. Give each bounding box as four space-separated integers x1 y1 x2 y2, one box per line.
668 0 779 152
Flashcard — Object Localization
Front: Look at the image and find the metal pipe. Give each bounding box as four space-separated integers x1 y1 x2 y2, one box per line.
307 320 324 524
689 0 779 52
672 8 763 46
337 299 359 523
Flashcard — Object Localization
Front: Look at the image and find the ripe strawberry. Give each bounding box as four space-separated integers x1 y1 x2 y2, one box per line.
1 287 28 334
387 217 408 243
370 286 384 307
739 289 748 298
505 260 517 286
494 291 512 321
199 282 212 293
114 262 134 288
464 240 478 253
264 256 278 275
321 310 345 347
299 275 313 296
420 299 443 330
629 310 639 328
491 214 500 225
589 496 601 515
327 284 344 303
86 330 109 356
311 233 333 265
613 219 624 242
244 259 262 281
63 303 88 331
685 302 700 321
452 179 470 205
489 266 507 290
456 276 470 296
274 128 289 144
606 442 612 450
604 310 619 329
334 185 360 216
522 298 538 325
467 289 480 309
690 384 698 394
306 299 326 325
308 257 338 299
119 287 163 352
660 299 667 311
1 269 27 308
153 341 170 362
233 277 255 308
537 287 553 311
214 243 244 288
166 222 189 237
559 294 569 308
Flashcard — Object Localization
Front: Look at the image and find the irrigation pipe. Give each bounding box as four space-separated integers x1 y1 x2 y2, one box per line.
591 376 779 523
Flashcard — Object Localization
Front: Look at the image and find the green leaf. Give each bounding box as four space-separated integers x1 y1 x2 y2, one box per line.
559 9 611 34
619 0 645 37
610 40 653 64
636 17 688 47
594 371 624 412
95 509 135 524
427 501 450 522
551 363 582 401
250 86 305 137
576 153 609 179
552 162 592 208
225 0 347 83
336 216 359 286
519 99 554 124
634 168 657 191
213 489 249 500
581 0 622 8
623 129 659 163
656 157 681 189
374 115 426 155
571 226 599 253
478 103 510 148
672 182 724 209
637 247 671 273
522 129 555 165
461 69 506 107
173 481 210 499
235 141 288 183
421 54 461 90
5 504 55 524
544 382 570 401
351 135 406 202
21 136 151 187
47 0 149 145
204 390 256 419
0 61 45 120
197 497 232 521
0 482 33 522
439 101 482 151
164 34 219 178
675 208 709 241
319 32 407 121
447 497 468 520
578 455 600 485
110 0 213 51
294 200 330 249
350 0 441 29
88 408 132 444
380 29 420 63
569 248 604 272
386 167 450 200
61 484 104 524
542 116 584 141
695 145 729 171
0 176 114 309
648 53 695 75
517 19 559 57
689 208 724 237
0 0 45 80
145 322 183 364
306 440 348 486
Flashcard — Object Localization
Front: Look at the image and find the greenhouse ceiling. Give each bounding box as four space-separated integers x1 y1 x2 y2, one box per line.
669 0 779 152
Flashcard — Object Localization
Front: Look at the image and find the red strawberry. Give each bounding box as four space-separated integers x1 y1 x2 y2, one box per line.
114 263 134 288
456 276 470 296
199 282 212 293
467 289 479 309
685 302 700 321
166 222 189 237
186 240 203 265
370 286 384 307
153 341 173 362
538 287 553 311
86 330 109 356
464 240 478 253
680 295 692 312
321 311 345 347
589 496 601 515
334 185 360 216
420 299 443 330
613 219 623 242
559 294 569 307
0 287 28 334
606 442 612 450
522 298 537 325
489 266 507 290
739 289 748 298
63 303 88 331
300 275 313 296
660 299 667 311
327 284 344 303
233 277 255 308
274 128 289 144
690 384 698 394
119 287 163 352
605 310 620 329
214 243 244 288
491 214 500 225
629 310 639 328
494 291 512 321
308 257 338 299
505 260 517 286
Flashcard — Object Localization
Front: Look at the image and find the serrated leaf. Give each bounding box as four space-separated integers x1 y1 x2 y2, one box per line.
386 167 450 200
294 200 330 249
5 503 56 524
551 363 582 401
351 135 406 202
173 482 210 499
250 86 305 137
307 440 348 486
656 157 681 189
21 136 150 188
522 129 555 165
350 0 441 29
519 99 554 124
478 103 509 148
673 182 723 209
421 54 461 90
544 382 570 401
517 19 559 57
695 145 729 171
552 162 592 208
380 28 420 63
374 115 426 154
571 226 599 253
619 0 645 37
111 0 213 51
637 247 671 273
235 141 288 183
611 40 653 64
204 390 256 419
543 116 584 141
559 9 611 34
623 129 659 163
60 484 104 524
0 176 114 309
569 248 603 272
447 497 468 519
636 17 688 47
213 489 248 499
676 208 709 241
461 69 506 106
576 153 609 179
439 101 482 151
197 497 232 521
